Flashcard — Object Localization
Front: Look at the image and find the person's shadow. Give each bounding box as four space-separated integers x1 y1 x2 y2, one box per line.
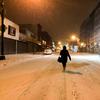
64 70 82 75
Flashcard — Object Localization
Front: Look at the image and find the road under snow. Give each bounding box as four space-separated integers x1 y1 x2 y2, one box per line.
0 53 100 100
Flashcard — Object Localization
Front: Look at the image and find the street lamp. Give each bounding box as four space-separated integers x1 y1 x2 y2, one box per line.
80 42 86 47
58 41 61 45
80 42 84 47
57 41 62 50
71 35 76 41
70 35 80 52
0 0 6 60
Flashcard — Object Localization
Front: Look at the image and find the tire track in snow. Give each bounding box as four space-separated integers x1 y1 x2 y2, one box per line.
17 58 59 100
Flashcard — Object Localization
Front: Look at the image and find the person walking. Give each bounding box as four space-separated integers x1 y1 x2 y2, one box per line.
60 46 71 72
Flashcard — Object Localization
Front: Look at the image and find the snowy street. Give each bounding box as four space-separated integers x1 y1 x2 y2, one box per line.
0 53 100 100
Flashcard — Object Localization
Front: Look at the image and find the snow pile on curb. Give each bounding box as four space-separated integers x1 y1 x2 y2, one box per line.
0 54 42 70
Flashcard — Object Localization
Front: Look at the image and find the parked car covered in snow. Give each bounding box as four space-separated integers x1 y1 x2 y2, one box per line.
43 48 52 55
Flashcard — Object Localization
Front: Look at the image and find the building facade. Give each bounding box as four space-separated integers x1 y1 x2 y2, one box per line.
0 17 40 54
0 17 53 54
37 24 53 50
0 17 20 54
80 2 100 54
19 24 42 52
94 2 100 53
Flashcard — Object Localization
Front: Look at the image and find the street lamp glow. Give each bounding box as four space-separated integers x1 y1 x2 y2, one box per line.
58 41 61 45
80 42 86 47
65 43 69 50
80 43 84 46
94 42 97 46
71 35 76 41
32 0 42 6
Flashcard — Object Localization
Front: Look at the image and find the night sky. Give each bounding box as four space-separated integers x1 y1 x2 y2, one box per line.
5 0 97 41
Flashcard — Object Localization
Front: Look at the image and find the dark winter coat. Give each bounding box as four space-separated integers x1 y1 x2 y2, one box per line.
60 49 71 63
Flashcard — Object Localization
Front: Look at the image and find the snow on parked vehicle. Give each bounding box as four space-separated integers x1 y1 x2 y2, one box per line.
43 48 52 55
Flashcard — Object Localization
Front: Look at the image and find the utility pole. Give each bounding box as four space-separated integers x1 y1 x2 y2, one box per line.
0 0 5 60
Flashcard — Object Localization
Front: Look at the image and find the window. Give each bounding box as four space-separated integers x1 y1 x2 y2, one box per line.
8 25 16 36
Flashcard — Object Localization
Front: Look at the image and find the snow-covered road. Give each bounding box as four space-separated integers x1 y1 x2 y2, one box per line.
0 54 100 100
